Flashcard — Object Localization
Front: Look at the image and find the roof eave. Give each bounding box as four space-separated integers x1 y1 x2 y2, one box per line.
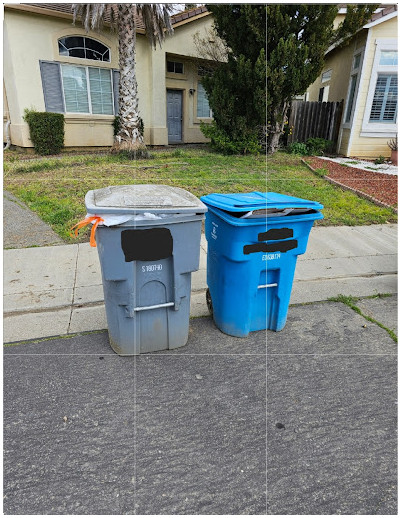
363 9 397 28
5 3 75 20
325 10 397 56
172 10 210 29
3 4 147 33
5 3 210 31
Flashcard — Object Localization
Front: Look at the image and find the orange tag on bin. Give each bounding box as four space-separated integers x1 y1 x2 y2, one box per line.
70 216 104 247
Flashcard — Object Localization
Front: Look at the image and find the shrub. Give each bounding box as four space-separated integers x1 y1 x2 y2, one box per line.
287 138 333 156
374 155 386 164
23 109 64 155
305 137 333 155
287 142 309 155
200 121 261 155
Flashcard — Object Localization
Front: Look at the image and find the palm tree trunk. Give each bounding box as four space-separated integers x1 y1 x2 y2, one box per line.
113 3 146 154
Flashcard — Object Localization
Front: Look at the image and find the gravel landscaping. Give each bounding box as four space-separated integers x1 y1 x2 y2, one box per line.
316 155 398 175
306 157 398 209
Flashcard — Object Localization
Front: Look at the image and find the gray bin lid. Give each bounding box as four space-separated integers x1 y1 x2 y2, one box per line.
85 184 207 215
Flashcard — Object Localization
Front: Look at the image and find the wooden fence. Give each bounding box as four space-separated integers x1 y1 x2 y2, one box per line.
287 100 344 147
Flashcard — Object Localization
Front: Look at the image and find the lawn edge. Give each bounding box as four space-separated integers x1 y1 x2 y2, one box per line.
301 158 398 214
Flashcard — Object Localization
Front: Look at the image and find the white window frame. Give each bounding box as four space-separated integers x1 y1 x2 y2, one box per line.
60 63 114 115
342 47 364 129
321 69 332 83
196 82 213 119
361 39 398 137
58 36 111 62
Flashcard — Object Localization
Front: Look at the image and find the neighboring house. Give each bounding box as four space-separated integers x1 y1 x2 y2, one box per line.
306 4 398 159
3 3 216 149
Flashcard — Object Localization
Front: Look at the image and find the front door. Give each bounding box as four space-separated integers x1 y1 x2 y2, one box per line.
167 89 182 143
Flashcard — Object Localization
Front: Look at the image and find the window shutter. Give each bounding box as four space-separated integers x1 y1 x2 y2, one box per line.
39 61 65 113
113 70 120 115
383 75 398 121
370 75 398 122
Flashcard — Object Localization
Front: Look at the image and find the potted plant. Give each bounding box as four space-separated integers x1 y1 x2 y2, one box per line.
387 136 397 166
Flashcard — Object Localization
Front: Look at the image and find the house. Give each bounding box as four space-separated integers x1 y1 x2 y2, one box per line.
3 3 216 149
306 4 398 159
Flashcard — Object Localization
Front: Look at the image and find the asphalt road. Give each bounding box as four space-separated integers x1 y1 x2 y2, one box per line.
4 298 398 515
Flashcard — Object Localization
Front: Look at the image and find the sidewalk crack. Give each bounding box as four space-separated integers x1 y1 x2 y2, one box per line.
329 294 398 343
67 245 80 333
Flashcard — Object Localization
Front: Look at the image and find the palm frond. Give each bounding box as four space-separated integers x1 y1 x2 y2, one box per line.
136 4 174 48
72 3 118 32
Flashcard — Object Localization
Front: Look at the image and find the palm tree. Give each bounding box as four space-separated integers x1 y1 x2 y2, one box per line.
72 3 173 157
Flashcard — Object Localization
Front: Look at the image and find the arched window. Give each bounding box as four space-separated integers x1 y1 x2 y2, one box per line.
58 36 110 62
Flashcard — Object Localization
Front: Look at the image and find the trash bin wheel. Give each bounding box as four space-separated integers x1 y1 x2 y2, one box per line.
206 288 213 316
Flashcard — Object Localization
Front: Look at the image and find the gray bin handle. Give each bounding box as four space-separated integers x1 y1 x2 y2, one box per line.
134 302 175 312
124 300 175 318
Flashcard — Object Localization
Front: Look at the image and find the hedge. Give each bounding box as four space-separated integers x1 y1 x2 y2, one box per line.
23 109 65 155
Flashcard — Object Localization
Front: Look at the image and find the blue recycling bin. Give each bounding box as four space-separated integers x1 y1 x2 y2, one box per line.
266 193 323 331
201 192 323 336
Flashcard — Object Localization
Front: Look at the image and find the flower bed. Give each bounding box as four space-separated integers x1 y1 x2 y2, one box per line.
306 157 397 209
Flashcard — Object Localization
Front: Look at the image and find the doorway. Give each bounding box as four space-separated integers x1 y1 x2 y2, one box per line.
167 89 183 143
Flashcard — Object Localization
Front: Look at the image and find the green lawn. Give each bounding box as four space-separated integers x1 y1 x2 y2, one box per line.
4 148 396 242
4 148 266 241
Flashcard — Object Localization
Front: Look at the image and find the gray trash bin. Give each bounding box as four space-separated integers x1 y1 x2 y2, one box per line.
85 184 207 355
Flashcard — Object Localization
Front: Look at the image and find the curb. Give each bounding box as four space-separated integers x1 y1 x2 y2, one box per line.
302 159 398 214
3 288 210 344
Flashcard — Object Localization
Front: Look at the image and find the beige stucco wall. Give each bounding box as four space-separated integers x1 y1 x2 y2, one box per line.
347 16 398 158
3 9 118 147
3 7 213 149
161 16 215 144
307 16 398 159
3 81 10 119
307 30 368 103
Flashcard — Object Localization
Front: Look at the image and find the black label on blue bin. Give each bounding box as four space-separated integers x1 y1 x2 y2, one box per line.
243 239 298 255
121 228 173 262
259 228 293 241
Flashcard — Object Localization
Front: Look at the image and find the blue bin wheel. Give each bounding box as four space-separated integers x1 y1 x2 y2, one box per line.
206 288 213 316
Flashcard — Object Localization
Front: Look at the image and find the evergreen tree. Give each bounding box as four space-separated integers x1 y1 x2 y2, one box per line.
267 4 378 154
201 5 266 154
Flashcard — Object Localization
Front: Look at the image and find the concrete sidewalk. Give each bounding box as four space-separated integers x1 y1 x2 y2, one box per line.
3 224 397 343
4 190 64 249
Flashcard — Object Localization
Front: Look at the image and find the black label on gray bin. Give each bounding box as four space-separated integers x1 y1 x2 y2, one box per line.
121 228 173 262
243 239 298 255
259 228 293 241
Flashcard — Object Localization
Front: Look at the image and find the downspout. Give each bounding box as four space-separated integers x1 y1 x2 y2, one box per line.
4 119 11 150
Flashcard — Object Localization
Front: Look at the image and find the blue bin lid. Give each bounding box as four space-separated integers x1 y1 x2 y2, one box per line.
200 192 323 212
266 192 323 211
201 192 266 212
